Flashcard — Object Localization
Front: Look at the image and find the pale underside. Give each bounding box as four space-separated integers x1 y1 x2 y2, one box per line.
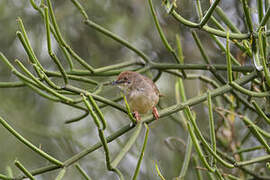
127 86 159 114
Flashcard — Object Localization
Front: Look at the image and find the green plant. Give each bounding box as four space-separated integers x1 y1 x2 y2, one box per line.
1 0 270 179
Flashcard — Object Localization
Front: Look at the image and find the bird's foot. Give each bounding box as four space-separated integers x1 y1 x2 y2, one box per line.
152 107 159 120
132 111 141 123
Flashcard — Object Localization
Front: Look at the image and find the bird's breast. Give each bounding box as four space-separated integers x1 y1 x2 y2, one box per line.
127 88 159 114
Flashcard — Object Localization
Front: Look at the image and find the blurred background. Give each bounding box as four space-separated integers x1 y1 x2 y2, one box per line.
0 0 260 179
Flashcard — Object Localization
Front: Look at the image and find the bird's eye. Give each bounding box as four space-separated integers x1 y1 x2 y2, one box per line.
123 77 128 81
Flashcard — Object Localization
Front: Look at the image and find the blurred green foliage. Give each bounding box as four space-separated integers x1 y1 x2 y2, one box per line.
1 0 270 180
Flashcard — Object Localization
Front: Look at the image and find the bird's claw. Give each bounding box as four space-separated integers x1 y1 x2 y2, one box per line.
152 107 159 120
133 111 141 123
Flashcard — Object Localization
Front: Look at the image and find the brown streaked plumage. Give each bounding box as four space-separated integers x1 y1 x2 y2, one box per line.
113 71 160 121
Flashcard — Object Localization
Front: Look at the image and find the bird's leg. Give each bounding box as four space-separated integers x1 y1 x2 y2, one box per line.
133 111 141 122
152 107 159 120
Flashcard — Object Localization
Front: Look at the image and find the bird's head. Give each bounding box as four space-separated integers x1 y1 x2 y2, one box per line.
113 71 137 91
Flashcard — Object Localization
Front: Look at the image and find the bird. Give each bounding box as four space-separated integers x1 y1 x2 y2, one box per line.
112 71 160 122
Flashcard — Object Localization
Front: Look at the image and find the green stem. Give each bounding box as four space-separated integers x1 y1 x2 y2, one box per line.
15 60 73 102
44 7 68 85
75 164 92 180
242 0 254 33
47 0 94 72
207 91 216 167
111 123 142 168
236 155 270 166
87 94 107 129
16 18 44 71
185 107 234 168
148 0 178 62
0 116 63 166
55 168 66 180
230 81 270 97
215 6 241 33
199 0 221 27
178 134 193 179
123 95 137 124
251 100 270 125
226 31 233 83
132 124 150 180
84 19 150 64
186 120 215 172
15 160 36 180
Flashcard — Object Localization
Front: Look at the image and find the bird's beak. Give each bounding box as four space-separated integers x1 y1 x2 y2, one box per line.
112 80 125 85
103 80 125 86
111 80 118 85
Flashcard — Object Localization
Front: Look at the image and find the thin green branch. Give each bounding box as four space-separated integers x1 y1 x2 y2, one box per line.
186 120 215 172
178 134 193 179
81 94 102 129
70 0 151 64
65 111 89 124
15 60 73 102
75 164 92 180
229 81 270 97
70 0 88 19
207 91 216 167
132 123 149 180
0 81 25 88
152 62 254 72
241 115 270 138
44 6 68 85
87 94 107 130
175 77 188 129
192 156 203 180
155 162 166 180
16 17 44 71
251 100 270 125
15 160 36 180
226 31 233 83
195 0 203 19
111 123 142 168
215 6 241 33
29 0 74 70
185 106 234 168
242 0 254 33
233 145 264 154
242 117 270 154
257 0 264 23
175 34 187 77
258 28 270 86
94 60 142 73
55 168 66 180
199 0 221 27
148 0 179 63
170 10 249 39
210 35 241 66
84 19 150 64
63 84 127 113
259 6 270 28
236 155 270 167
0 174 11 180
191 31 210 64
45 70 98 85
123 95 137 124
47 0 94 72
0 116 63 166
81 94 124 179
6 166 13 179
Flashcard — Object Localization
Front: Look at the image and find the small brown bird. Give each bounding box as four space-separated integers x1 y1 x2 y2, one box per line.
113 71 160 121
